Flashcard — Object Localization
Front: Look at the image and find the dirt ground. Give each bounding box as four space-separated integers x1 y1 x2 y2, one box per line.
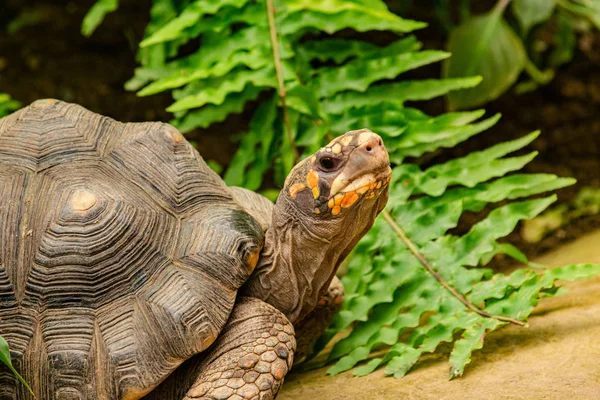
280 230 600 400
0 1 598 259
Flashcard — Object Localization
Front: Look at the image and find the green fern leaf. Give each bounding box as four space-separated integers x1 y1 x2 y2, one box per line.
81 0 119 37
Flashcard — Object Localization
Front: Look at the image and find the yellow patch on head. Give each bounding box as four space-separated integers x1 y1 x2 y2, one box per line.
332 143 342 154
341 191 359 208
332 206 341 216
376 181 382 189
245 248 260 273
366 192 375 199
358 130 372 144
339 135 353 146
326 147 332 153
289 183 305 198
312 187 320 199
307 170 319 189
328 198 335 209
315 208 321 215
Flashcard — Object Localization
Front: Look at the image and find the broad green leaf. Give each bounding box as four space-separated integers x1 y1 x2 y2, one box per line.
81 0 119 37
444 8 527 109
550 9 577 66
512 0 557 34
557 0 600 30
0 336 36 398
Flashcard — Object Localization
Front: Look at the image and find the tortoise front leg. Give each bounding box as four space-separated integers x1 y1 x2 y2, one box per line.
293 276 344 363
179 297 295 400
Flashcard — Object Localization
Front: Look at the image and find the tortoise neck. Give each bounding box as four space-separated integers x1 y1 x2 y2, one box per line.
241 196 341 324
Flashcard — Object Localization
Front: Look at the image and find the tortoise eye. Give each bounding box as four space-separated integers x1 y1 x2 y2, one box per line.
318 157 341 171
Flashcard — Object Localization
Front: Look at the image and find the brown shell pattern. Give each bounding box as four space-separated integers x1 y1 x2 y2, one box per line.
0 100 263 400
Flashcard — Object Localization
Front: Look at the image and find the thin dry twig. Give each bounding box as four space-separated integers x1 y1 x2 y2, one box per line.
382 210 526 327
265 0 299 163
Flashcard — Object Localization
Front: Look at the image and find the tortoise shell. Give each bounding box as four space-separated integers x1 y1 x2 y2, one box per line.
0 99 263 399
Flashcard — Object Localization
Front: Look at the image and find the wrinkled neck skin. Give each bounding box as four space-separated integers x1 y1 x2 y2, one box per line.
242 190 388 325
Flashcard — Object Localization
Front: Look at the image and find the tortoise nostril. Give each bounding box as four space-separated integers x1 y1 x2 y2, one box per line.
378 139 382 146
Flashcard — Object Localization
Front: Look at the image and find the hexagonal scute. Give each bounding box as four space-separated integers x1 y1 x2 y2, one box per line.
22 163 178 309
105 121 232 217
0 99 120 171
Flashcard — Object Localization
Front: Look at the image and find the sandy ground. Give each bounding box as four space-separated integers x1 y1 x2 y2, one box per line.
280 231 600 400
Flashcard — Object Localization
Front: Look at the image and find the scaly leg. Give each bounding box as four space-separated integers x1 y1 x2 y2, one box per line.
147 297 295 400
293 276 344 363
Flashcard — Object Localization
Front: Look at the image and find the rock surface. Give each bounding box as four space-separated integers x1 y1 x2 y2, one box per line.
280 231 600 400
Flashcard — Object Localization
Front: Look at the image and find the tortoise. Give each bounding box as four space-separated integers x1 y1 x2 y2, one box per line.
0 99 391 400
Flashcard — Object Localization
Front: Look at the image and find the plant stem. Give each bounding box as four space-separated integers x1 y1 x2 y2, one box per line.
265 0 299 163
382 210 526 327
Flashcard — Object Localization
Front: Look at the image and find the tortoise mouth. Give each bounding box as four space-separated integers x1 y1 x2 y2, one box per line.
322 165 392 216
330 164 392 198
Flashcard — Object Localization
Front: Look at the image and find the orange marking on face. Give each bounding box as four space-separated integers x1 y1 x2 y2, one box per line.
289 183 305 198
328 198 335 208
246 248 260 273
307 170 319 189
334 194 344 206
376 181 382 189
315 208 321 215
312 187 320 199
356 186 369 195
366 192 375 199
332 205 341 216
341 191 359 208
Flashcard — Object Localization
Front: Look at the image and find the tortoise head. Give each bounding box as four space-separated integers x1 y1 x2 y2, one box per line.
243 129 391 323
284 128 391 219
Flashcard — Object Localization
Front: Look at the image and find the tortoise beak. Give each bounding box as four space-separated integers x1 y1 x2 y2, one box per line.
330 131 390 197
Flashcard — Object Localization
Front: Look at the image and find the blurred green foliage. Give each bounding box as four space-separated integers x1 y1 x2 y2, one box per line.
442 0 600 109
78 0 600 380
0 94 19 118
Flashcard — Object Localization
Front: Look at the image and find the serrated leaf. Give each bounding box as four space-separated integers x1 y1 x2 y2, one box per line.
0 336 36 398
167 67 277 112
448 318 499 379
81 0 119 37
280 0 425 35
224 94 278 190
313 50 450 98
138 27 274 96
323 76 482 115
171 85 265 132
140 0 249 47
444 8 527 109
